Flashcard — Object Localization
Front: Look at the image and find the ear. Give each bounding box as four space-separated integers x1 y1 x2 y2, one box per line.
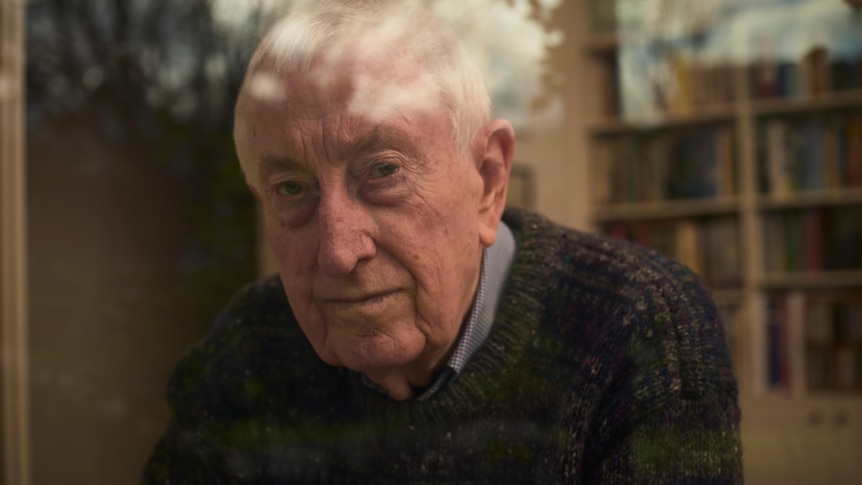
474 119 515 247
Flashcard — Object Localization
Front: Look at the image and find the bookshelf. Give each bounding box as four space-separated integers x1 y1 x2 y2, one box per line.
575 0 862 481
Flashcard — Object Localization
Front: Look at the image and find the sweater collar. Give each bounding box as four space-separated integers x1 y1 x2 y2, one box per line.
360 220 517 400
415 220 516 400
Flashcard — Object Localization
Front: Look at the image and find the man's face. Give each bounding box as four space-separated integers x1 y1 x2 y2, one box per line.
236 56 487 386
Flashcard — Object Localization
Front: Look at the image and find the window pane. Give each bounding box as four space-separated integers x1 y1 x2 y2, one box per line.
25 1 260 483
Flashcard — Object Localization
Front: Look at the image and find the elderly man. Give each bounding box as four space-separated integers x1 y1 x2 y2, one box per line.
143 0 742 483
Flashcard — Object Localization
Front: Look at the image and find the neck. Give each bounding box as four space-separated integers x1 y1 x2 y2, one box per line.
361 320 467 400
364 372 417 401
363 362 441 401
364 246 486 401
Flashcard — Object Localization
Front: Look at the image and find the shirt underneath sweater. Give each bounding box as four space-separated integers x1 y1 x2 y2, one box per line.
142 208 743 484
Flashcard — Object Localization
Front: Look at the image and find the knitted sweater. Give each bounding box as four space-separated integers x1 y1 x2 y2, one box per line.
142 208 742 484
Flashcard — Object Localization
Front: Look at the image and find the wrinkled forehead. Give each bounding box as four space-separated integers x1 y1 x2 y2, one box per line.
237 28 442 126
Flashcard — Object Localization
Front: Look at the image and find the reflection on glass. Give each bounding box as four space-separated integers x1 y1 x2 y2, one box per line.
25 1 261 483
616 0 862 122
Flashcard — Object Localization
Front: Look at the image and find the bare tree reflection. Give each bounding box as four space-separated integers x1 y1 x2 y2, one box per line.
25 1 264 483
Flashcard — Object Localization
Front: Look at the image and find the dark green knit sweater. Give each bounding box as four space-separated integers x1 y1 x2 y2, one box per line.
142 208 742 484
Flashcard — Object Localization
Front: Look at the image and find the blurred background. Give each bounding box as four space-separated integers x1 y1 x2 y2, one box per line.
1 0 861 484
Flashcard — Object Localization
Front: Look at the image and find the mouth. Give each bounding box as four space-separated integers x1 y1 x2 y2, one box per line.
317 288 406 326
323 289 400 305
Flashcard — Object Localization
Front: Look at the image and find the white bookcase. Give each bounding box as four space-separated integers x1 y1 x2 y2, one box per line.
573 0 862 482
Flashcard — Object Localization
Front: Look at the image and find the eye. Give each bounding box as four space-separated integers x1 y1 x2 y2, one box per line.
368 163 399 179
276 181 305 196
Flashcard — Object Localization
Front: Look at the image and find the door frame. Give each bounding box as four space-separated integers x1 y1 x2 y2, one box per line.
1 1 31 484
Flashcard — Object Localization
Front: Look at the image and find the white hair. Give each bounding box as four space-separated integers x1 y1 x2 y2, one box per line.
234 0 491 182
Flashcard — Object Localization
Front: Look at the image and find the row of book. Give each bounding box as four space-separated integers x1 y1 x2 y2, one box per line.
652 58 737 118
592 125 737 204
806 294 862 345
615 50 862 120
606 216 741 289
762 207 862 273
758 113 862 195
766 291 862 392
751 47 862 100
588 5 862 119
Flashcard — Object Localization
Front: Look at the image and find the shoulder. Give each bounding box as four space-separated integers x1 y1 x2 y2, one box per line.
503 207 700 299
503 207 711 320
165 275 346 424
502 208 737 403
194 274 306 364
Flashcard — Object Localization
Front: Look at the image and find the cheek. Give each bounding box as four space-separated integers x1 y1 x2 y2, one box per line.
274 197 317 228
269 224 340 363
394 208 481 330
265 203 313 260
266 218 316 299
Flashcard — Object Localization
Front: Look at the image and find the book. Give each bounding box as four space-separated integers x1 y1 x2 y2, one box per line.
669 54 695 116
821 116 841 190
609 216 741 288
847 115 862 187
823 206 862 270
787 291 806 394
675 219 702 276
766 294 789 390
591 141 614 204
800 45 831 96
802 291 862 391
803 209 824 272
776 62 801 98
716 126 736 196
765 119 791 196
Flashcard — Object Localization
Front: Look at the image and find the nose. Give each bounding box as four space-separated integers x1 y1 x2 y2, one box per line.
316 191 376 277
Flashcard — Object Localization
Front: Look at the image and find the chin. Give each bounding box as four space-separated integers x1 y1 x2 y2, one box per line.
328 332 425 373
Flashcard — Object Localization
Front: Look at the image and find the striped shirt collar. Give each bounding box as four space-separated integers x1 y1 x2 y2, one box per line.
361 221 516 400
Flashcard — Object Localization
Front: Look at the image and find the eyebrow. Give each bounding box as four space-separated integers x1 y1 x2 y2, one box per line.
254 124 418 183
256 155 308 184
339 124 417 161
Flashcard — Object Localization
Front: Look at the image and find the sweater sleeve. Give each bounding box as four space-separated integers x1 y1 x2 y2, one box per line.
140 282 277 485
585 389 743 484
580 254 743 484
140 278 357 484
141 418 230 485
140 329 248 485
